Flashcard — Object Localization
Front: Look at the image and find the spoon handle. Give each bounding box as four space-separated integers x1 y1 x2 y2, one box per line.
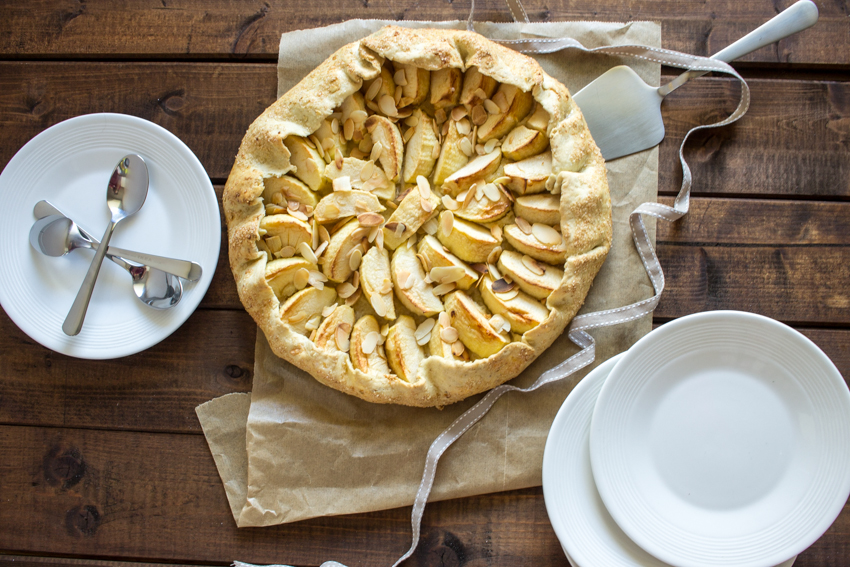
62 219 117 336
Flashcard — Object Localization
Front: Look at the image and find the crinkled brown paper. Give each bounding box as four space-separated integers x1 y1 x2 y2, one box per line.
196 18 661 527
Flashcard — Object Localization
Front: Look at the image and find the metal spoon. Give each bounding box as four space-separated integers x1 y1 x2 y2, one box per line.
30 215 183 309
63 154 149 336
34 199 202 281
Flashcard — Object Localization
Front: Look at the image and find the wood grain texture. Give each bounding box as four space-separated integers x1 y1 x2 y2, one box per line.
0 425 564 565
0 0 847 66
0 426 848 566
660 78 850 199
2 63 848 197
0 309 255 432
0 425 846 566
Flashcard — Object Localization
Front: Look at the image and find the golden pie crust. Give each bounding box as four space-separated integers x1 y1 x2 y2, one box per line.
223 26 612 407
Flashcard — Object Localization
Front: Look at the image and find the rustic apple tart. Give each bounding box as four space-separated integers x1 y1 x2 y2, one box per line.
224 26 612 407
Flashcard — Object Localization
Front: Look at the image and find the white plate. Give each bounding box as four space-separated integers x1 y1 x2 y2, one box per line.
589 311 850 567
0 113 220 359
543 352 798 567
544 353 673 567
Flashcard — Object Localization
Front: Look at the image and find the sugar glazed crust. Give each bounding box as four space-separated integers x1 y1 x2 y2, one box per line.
223 26 612 407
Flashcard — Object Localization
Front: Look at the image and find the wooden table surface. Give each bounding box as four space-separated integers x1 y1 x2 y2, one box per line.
1 1 848 565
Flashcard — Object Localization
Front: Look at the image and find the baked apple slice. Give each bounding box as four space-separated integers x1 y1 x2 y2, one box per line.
391 244 444 317
360 246 397 320
442 149 502 197
265 257 318 300
513 193 560 225
365 115 404 182
430 68 462 109
503 151 552 195
417 235 479 291
284 136 329 192
385 316 426 382
322 219 367 283
503 222 567 264
431 120 469 187
280 286 338 335
382 178 440 250
443 290 509 358
263 175 318 210
459 67 498 105
402 110 438 183
477 84 534 141
501 125 549 161
313 190 385 224
313 305 356 353
437 215 501 264
497 250 563 300
350 315 392 377
480 275 550 333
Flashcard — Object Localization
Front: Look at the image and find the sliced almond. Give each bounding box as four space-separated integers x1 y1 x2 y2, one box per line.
432 282 456 296
414 318 436 342
516 216 533 234
531 223 563 246
440 326 460 343
336 325 351 352
471 105 488 126
362 331 381 354
378 94 398 117
492 278 518 293
522 254 546 276
293 267 311 290
451 340 466 356
297 241 318 264
365 77 383 101
483 183 500 201
337 281 357 299
357 212 384 227
440 210 454 237
483 99 501 114
348 248 363 271
370 141 384 162
451 106 468 122
371 294 388 317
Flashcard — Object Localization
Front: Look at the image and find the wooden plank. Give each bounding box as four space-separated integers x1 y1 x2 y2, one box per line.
657 197 850 245
0 425 565 565
655 245 850 325
0 61 276 184
2 63 847 198
2 297 848 434
0 426 846 566
0 0 846 66
659 78 850 199
0 309 255 432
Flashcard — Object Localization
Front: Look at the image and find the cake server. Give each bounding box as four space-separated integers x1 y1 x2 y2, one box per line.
573 0 819 161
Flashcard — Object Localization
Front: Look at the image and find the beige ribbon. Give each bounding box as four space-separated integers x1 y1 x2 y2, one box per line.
235 7 750 567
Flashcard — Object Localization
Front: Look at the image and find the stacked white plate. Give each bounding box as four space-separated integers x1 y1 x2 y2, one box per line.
543 311 850 567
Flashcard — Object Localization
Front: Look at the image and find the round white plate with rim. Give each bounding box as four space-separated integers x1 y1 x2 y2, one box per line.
0 113 220 359
543 352 797 567
589 310 850 567
543 353 673 567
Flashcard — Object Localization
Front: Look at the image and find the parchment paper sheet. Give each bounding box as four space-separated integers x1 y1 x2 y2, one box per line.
197 18 661 527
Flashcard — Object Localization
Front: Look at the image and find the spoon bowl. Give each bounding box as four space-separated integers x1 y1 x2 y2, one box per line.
63 154 150 336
